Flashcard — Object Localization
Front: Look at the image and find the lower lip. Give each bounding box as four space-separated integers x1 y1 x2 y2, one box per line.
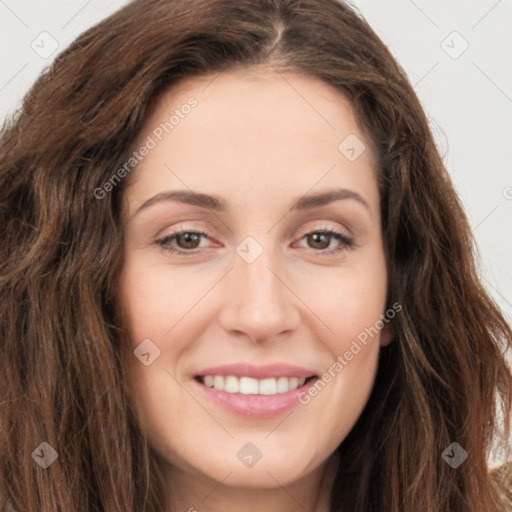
193 378 317 418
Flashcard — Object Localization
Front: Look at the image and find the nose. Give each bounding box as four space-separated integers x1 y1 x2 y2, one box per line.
217 241 301 344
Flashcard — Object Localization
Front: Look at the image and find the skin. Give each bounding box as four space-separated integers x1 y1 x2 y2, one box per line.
119 66 393 512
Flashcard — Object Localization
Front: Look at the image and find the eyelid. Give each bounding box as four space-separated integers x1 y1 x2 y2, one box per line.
295 220 352 237
156 224 214 245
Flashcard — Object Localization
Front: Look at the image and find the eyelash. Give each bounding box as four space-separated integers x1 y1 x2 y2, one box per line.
155 226 355 256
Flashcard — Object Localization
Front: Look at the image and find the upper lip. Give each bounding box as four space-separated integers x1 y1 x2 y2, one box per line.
195 363 317 380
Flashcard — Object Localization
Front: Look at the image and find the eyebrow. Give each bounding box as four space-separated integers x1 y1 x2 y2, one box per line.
134 187 371 216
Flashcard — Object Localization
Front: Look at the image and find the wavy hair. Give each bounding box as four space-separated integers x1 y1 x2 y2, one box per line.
1 0 511 510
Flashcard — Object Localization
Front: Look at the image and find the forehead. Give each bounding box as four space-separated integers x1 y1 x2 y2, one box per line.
142 66 372 153
124 67 379 216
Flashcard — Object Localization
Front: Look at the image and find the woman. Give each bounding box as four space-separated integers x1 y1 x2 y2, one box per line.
1 0 511 510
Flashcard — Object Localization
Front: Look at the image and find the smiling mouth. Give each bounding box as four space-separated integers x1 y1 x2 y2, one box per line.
195 375 317 395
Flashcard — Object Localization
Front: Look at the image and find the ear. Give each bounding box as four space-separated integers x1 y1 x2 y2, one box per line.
380 320 394 347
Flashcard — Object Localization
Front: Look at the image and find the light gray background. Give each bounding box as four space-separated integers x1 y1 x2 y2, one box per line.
1 0 511 464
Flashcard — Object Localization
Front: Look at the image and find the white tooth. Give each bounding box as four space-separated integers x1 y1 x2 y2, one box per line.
288 377 299 390
276 376 289 393
204 375 307 394
259 378 277 395
239 377 258 394
224 375 239 394
213 375 225 391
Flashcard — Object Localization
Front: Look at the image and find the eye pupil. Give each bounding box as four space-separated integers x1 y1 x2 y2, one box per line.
177 232 201 249
307 233 330 249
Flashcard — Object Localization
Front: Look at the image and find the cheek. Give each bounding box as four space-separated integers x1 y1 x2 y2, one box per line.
298 265 387 354
118 259 212 423
118 255 209 341
292 262 387 417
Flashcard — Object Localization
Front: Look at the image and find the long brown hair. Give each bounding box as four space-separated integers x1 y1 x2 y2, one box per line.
1 0 511 510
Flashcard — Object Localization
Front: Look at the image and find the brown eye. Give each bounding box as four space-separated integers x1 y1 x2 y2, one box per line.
296 229 355 256
175 232 202 249
306 232 332 250
156 230 210 254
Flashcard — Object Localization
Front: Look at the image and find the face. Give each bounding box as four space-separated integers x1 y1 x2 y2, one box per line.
118 66 391 493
